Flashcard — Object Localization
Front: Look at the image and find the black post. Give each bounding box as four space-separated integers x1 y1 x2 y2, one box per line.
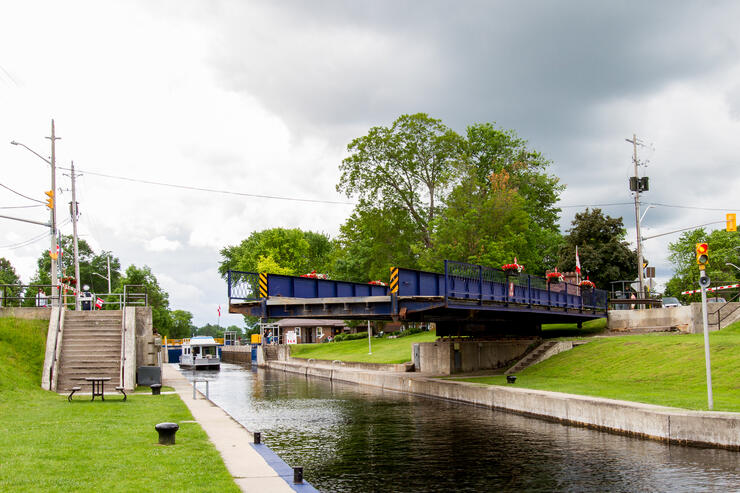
293 466 303 484
254 432 261 444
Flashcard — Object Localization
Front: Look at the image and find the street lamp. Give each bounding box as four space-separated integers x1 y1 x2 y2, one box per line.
10 120 60 307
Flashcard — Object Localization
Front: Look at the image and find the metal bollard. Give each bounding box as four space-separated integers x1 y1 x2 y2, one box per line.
293 466 303 484
155 422 179 445
253 432 261 444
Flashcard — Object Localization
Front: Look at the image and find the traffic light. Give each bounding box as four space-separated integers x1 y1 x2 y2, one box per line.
45 190 54 209
696 243 709 270
728 213 737 232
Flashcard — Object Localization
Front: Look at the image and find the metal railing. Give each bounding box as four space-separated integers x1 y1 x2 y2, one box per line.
227 271 261 301
0 283 147 309
444 260 608 311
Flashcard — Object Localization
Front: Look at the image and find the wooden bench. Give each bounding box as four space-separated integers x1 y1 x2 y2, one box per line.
67 386 81 402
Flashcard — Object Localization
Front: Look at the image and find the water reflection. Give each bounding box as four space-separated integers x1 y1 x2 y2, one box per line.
181 364 740 492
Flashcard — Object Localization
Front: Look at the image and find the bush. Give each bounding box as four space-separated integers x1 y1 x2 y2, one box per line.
333 331 368 342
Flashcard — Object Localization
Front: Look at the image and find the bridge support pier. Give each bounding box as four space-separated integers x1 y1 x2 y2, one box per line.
413 338 539 375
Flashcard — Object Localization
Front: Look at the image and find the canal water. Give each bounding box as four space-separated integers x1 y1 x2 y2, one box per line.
182 364 740 492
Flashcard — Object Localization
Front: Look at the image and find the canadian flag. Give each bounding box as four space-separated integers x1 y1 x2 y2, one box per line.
575 246 581 275
217 305 221 317
95 297 104 309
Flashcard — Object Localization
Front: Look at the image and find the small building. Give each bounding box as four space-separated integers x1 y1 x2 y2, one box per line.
276 318 349 344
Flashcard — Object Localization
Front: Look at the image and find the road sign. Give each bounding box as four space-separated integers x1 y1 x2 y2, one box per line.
727 213 737 232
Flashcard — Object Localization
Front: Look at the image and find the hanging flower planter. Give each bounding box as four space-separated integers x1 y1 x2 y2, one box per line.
546 270 564 284
368 280 387 286
579 278 596 291
300 270 329 280
502 258 524 276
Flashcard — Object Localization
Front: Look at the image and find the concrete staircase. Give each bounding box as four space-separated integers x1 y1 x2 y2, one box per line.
56 311 123 392
505 340 559 375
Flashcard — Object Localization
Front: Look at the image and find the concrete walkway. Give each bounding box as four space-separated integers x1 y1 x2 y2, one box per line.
162 364 315 492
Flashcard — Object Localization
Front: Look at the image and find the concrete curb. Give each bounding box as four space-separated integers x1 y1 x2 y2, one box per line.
265 359 740 450
162 364 318 492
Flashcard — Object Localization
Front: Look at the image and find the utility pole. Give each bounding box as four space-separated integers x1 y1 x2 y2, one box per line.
47 120 61 307
70 161 81 309
626 134 645 300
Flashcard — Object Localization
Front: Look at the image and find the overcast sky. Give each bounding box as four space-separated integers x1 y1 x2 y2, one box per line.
2 1 739 326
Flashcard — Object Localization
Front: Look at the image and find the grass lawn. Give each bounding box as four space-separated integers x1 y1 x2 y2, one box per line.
541 317 608 338
290 331 437 364
0 317 239 492
453 321 740 412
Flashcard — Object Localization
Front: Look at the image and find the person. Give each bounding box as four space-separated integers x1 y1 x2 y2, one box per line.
80 285 93 311
35 288 48 308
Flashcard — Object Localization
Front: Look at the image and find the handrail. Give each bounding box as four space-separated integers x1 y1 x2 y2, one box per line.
717 291 740 330
48 289 64 390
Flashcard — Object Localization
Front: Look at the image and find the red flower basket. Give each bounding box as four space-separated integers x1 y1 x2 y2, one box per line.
546 271 564 284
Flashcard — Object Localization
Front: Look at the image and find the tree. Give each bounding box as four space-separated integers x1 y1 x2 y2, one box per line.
337 113 464 251
0 257 22 306
421 168 532 271
557 208 637 290
24 236 122 306
219 228 334 277
117 265 172 335
170 310 194 339
665 228 740 302
464 123 564 271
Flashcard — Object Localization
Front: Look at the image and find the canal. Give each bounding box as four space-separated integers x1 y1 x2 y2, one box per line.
183 363 740 492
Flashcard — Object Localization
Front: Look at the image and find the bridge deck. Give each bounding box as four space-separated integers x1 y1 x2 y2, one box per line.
228 261 607 330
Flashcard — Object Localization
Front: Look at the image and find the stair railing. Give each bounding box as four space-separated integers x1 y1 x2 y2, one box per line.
48 288 64 391
717 292 740 330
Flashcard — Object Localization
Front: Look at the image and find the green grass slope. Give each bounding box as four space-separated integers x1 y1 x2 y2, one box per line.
455 321 740 412
0 317 238 492
290 331 437 364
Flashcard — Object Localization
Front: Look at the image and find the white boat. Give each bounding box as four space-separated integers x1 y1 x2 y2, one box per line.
179 336 221 370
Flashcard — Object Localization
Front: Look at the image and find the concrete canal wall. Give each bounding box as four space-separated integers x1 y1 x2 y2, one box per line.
221 345 252 364
263 357 740 451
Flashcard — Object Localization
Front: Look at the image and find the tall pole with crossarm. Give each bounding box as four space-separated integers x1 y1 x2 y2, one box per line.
47 120 60 306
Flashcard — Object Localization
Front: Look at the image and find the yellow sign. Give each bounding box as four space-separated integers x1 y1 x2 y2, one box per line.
727 213 737 232
390 267 399 294
251 333 261 344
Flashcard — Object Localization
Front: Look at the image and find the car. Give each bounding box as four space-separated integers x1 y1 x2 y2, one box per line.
662 297 681 308
708 297 727 303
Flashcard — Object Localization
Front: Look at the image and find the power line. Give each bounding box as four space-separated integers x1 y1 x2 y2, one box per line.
0 204 45 210
0 183 45 204
58 166 354 205
0 217 71 250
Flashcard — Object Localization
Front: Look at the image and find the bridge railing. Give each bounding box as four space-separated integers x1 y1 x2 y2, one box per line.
265 273 389 298
442 260 607 311
227 271 262 301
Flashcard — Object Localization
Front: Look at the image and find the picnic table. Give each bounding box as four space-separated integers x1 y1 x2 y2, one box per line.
85 377 111 401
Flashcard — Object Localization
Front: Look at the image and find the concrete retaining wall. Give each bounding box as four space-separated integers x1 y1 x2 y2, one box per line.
222 346 252 364
416 339 538 374
608 303 740 333
0 307 52 320
608 306 691 331
264 358 740 450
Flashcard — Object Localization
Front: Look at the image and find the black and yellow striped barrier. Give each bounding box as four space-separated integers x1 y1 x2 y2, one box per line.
259 272 268 298
390 267 399 294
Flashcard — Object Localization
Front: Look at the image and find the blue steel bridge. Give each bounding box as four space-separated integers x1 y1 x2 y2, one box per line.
227 260 608 337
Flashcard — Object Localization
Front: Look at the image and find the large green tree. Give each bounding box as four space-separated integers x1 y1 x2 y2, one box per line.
337 113 464 252
421 168 532 271
219 228 334 277
557 208 637 290
170 309 194 339
665 228 740 302
117 265 172 335
0 257 22 306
